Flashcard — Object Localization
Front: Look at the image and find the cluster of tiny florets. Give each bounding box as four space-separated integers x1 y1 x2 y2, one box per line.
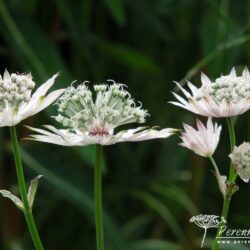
195 75 250 103
0 72 35 110
230 142 250 181
54 81 148 136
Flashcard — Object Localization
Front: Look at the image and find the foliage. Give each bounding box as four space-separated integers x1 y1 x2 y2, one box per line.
0 0 249 249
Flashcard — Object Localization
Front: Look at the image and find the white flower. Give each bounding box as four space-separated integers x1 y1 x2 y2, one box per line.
180 117 221 157
0 69 65 126
171 67 250 117
27 80 176 146
229 142 250 183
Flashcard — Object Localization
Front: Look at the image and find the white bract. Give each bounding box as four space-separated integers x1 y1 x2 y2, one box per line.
28 81 176 146
0 69 64 126
180 117 221 157
229 142 250 183
171 67 250 117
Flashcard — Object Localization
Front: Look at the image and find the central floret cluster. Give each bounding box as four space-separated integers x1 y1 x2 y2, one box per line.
197 75 250 104
0 72 35 111
54 81 148 136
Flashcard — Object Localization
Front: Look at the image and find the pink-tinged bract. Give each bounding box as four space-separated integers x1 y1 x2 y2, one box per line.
180 117 221 157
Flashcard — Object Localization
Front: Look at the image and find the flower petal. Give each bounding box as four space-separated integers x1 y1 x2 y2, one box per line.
116 127 176 143
201 72 212 86
27 125 96 146
29 89 65 115
4 69 11 81
242 66 250 80
32 73 60 99
229 67 236 77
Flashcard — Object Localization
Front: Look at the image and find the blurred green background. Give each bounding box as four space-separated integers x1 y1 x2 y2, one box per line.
0 0 249 249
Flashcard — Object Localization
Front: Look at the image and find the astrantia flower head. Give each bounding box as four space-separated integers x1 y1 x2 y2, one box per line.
229 142 250 183
28 80 176 146
171 67 250 117
180 117 221 157
0 69 64 126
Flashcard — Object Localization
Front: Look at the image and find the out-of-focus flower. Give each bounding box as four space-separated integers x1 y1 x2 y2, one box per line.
229 142 250 183
0 69 64 126
27 81 176 146
171 67 250 117
180 117 221 157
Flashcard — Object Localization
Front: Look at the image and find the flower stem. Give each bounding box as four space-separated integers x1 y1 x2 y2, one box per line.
10 126 44 250
212 118 236 250
94 144 105 250
209 156 221 178
227 118 237 181
212 198 230 250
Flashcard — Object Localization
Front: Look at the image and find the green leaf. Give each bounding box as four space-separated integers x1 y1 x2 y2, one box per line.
27 175 43 209
180 34 250 84
0 189 24 211
104 0 126 26
131 190 187 245
151 184 198 214
97 40 162 74
0 1 71 83
122 214 153 239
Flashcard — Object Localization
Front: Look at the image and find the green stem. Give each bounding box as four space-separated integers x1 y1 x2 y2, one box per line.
209 156 225 196
94 144 105 250
212 198 230 250
212 118 236 250
209 156 221 178
10 126 44 250
227 118 237 181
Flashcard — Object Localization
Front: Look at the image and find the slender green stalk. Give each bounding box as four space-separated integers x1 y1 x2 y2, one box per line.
209 156 221 178
94 144 105 250
227 118 237 181
10 126 44 250
212 198 230 250
212 118 236 250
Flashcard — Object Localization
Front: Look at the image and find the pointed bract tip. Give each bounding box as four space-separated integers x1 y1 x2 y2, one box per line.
3 69 10 80
201 72 211 86
229 67 236 77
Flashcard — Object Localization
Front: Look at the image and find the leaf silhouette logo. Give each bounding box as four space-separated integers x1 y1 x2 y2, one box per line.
190 214 226 248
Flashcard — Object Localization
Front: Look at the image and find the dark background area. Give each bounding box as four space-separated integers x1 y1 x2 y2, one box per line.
0 0 249 249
